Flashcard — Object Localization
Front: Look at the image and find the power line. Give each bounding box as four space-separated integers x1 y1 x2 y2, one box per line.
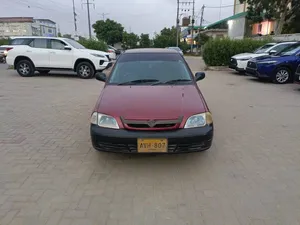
82 0 95 39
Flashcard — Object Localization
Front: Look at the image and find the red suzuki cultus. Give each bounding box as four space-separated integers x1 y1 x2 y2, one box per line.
90 48 213 153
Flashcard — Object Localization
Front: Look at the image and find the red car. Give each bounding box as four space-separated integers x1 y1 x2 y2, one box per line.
90 48 213 153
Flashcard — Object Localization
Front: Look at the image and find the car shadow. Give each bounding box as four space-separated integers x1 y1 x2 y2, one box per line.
245 77 272 84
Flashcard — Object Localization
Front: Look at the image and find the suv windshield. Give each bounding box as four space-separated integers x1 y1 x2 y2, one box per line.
64 38 86 49
276 43 300 56
108 53 192 85
254 44 275 54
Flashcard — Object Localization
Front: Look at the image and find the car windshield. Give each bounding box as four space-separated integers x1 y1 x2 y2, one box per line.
64 38 86 49
108 53 192 85
254 44 275 54
276 44 300 56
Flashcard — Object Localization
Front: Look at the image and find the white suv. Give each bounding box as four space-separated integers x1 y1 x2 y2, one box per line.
6 36 112 79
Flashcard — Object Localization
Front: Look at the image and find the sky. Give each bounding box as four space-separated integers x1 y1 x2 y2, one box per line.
2 0 235 38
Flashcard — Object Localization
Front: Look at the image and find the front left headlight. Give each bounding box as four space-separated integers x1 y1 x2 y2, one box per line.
239 58 251 61
184 112 213 128
90 53 105 58
91 112 119 129
257 60 277 64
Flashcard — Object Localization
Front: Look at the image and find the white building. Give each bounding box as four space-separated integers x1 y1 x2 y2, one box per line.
0 17 57 38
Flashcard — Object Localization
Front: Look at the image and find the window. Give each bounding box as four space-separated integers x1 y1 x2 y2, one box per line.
254 44 275 54
9 38 27 45
258 24 262 33
50 39 66 50
48 29 52 33
109 53 192 85
29 39 48 48
64 39 86 49
271 44 294 53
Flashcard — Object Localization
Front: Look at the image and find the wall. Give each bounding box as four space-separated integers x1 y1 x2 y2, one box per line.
0 22 33 38
201 29 228 39
228 17 246 39
253 33 300 41
252 20 275 35
234 0 247 15
34 20 57 37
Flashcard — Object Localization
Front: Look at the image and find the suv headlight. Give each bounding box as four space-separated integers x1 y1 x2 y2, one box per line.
91 112 119 129
257 60 277 64
184 112 213 128
239 58 251 61
90 53 105 58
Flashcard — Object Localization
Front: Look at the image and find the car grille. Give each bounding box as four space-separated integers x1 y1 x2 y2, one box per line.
94 141 211 153
120 117 183 130
296 65 300 74
247 61 257 69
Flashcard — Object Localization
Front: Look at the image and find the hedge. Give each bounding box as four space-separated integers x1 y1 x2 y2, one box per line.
0 39 9 46
203 38 272 66
78 39 108 52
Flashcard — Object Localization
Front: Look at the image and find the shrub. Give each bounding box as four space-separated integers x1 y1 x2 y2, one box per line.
179 42 190 53
78 39 108 52
0 39 9 45
203 38 272 66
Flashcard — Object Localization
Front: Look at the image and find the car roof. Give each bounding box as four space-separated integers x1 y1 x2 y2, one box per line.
124 48 178 54
9 36 67 41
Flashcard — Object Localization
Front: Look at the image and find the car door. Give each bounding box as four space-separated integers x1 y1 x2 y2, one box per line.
27 38 50 67
49 39 73 69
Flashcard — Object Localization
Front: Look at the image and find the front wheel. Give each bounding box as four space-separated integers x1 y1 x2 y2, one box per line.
16 60 35 77
273 68 291 84
76 62 95 79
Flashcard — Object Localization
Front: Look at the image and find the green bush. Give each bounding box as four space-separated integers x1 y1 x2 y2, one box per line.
78 39 108 52
0 39 9 45
179 42 190 53
203 38 272 66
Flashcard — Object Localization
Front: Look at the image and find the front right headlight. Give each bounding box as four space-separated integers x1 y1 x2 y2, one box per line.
257 60 277 64
91 112 119 129
184 112 213 128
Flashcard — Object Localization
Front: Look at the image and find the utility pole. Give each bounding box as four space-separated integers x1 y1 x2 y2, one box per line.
190 0 195 53
72 0 78 39
82 0 95 39
200 5 205 28
176 0 180 47
100 12 109 20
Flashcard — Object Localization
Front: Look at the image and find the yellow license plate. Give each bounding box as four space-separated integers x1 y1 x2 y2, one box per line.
137 139 168 153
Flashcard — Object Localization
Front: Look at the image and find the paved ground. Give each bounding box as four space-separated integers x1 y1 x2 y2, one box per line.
0 58 300 225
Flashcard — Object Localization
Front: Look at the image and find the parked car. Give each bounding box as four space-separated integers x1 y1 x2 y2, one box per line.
167 47 184 56
294 64 300 84
90 48 213 153
229 42 297 73
6 36 112 79
107 45 117 60
246 42 300 84
108 45 122 56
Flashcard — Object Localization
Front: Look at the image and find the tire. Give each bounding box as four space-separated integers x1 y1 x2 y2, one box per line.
273 67 291 84
38 70 50 74
16 60 35 77
76 62 95 79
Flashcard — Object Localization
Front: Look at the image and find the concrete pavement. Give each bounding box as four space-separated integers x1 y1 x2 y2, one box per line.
0 58 300 225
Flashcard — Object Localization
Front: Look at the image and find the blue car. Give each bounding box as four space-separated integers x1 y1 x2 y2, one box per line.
246 42 300 84
295 64 300 83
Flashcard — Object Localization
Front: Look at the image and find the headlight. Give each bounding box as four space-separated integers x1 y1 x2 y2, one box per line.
239 58 251 61
257 60 277 64
91 112 119 129
90 53 105 58
184 112 213 128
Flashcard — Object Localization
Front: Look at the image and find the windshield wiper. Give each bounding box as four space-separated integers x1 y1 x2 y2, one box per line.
117 79 159 85
152 79 192 85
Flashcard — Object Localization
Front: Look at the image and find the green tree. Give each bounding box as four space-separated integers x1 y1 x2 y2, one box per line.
62 34 73 39
78 39 108 51
239 0 298 34
153 27 177 48
122 32 140 49
282 0 300 34
92 19 124 45
139 33 151 48
195 33 210 46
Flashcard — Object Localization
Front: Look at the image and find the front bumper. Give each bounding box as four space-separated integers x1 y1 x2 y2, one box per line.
90 124 213 153
246 67 270 79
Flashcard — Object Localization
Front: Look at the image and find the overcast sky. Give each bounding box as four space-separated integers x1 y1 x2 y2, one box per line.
2 0 234 37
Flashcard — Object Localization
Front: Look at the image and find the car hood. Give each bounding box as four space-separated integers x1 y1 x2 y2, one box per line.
78 49 108 56
233 52 267 59
251 55 282 62
96 85 208 119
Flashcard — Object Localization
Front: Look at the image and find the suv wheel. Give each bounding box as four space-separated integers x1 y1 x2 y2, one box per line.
38 70 50 74
76 62 94 79
16 60 35 77
273 68 290 84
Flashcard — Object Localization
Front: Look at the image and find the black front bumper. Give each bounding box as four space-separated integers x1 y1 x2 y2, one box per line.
90 125 213 153
246 67 269 79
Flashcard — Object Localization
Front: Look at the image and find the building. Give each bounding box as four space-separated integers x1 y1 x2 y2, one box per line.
0 17 56 38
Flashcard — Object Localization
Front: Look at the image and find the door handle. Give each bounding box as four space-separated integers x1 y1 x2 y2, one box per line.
26 50 32 53
49 51 56 54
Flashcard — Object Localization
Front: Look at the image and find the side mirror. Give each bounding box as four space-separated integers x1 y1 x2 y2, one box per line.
195 72 205 81
269 50 277 55
64 46 72 50
95 72 107 82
